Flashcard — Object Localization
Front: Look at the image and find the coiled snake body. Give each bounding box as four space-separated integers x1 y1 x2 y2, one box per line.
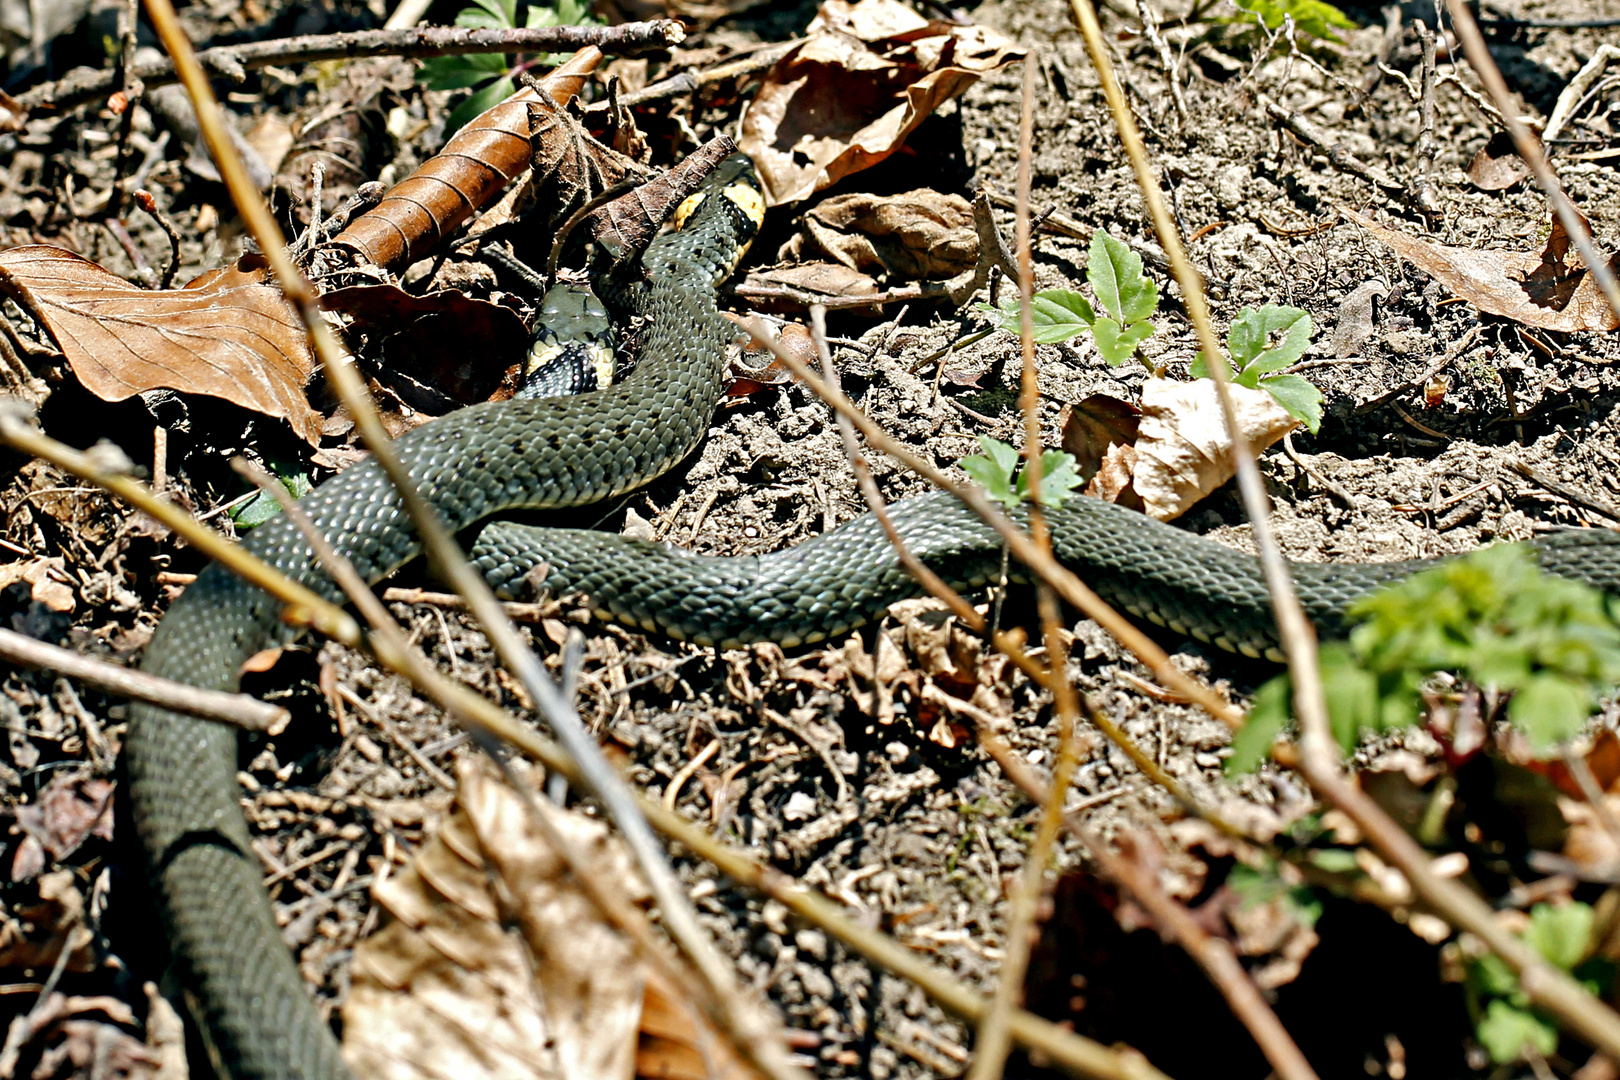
129 151 1620 1080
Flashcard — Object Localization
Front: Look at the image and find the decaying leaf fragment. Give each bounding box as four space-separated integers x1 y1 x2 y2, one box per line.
782 190 977 280
1341 206 1620 333
1132 377 1299 521
345 758 727 1080
738 0 1023 205
0 247 322 444
1059 394 1143 509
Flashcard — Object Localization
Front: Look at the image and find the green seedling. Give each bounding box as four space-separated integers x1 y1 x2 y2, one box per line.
231 461 311 529
1468 902 1613 1063
1229 0 1359 44
1190 303 1323 433
960 436 1082 511
1229 544 1620 772
980 230 1158 369
419 0 596 134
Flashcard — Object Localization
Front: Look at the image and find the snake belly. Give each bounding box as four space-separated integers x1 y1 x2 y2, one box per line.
128 142 1620 1080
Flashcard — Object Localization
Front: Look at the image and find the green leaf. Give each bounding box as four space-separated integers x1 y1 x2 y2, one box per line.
419 51 509 90
1227 675 1291 774
1087 231 1157 325
1509 674 1592 752
1227 305 1312 375
1472 954 1523 1000
231 468 312 529
1093 317 1156 367
1306 848 1359 874
463 0 517 26
1231 0 1359 42
1017 450 1083 509
961 436 1022 510
1257 373 1323 433
977 290 1095 343
1524 902 1594 970
1477 999 1559 1064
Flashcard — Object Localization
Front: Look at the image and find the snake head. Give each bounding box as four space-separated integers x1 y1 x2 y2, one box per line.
671 152 765 264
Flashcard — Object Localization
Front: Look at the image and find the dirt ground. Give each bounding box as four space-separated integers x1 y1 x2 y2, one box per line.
2 0 1620 1076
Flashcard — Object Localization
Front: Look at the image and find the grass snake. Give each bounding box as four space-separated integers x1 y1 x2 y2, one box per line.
128 150 1620 1080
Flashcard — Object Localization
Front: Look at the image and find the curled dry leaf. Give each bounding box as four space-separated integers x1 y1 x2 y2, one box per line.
1060 393 1143 509
0 248 322 444
1465 131 1529 192
329 49 599 273
1341 205 1620 333
782 190 977 280
1327 278 1388 358
737 0 1023 205
741 262 881 308
722 315 810 394
1132 376 1299 521
0 556 76 613
343 758 649 1080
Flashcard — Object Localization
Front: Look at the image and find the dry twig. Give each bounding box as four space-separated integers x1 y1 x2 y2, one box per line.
0 626 287 733
20 21 684 111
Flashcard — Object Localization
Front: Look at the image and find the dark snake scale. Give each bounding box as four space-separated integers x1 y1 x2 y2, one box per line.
128 151 1620 1080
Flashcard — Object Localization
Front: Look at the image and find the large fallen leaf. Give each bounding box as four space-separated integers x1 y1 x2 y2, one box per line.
344 758 646 1080
1132 377 1299 521
344 759 759 1080
1061 394 1144 510
1341 206 1619 333
0 247 321 443
783 190 976 280
738 0 1023 205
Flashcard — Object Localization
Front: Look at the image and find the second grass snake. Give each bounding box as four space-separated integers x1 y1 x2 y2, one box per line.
127 151 1620 1079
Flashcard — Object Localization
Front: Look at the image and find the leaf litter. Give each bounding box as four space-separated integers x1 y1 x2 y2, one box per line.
5 0 1620 1075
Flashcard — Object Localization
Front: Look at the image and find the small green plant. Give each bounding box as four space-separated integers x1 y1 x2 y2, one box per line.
983 234 1324 432
419 0 596 134
1229 544 1620 773
231 462 311 528
1229 0 1358 44
960 435 1082 511
1468 902 1613 1063
980 230 1158 368
1190 304 1323 433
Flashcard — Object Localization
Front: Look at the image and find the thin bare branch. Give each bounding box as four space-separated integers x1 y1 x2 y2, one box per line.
20 22 684 112
0 626 287 732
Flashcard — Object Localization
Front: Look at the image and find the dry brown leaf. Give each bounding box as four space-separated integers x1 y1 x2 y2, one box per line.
0 556 76 613
343 758 648 1080
14 772 114 864
323 284 530 414
0 247 321 444
1132 377 1299 521
737 0 1023 205
1059 393 1141 486
783 190 976 280
742 262 880 307
637 970 760 1080
1465 131 1528 192
1341 205 1620 333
